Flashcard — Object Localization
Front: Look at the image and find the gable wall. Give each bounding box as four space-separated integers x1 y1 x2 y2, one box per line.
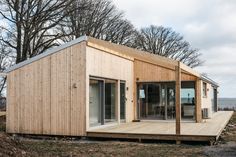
7 42 87 136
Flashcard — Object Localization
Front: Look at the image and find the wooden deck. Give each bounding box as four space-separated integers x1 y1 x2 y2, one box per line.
87 111 234 142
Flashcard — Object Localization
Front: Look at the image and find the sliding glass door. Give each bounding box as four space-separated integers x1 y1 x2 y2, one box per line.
138 82 175 120
138 83 162 120
89 80 103 127
138 81 197 121
89 78 126 127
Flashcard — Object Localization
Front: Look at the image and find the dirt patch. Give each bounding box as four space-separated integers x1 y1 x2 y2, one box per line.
0 133 30 157
0 115 6 132
21 139 206 157
219 112 236 142
203 141 236 157
202 112 236 157
0 115 29 157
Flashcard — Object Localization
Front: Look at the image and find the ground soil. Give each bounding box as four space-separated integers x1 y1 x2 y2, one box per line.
0 112 235 157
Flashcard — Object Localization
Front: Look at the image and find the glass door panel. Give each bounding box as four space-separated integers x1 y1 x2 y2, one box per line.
139 83 162 120
166 85 175 120
89 80 103 127
138 82 175 120
90 78 121 127
181 81 195 120
161 85 167 120
105 80 116 123
162 83 175 120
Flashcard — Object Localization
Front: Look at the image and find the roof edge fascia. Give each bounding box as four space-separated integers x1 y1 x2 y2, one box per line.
5 35 87 73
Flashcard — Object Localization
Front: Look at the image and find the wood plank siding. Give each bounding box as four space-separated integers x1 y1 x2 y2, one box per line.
86 46 134 127
6 42 87 136
133 59 197 120
134 60 197 82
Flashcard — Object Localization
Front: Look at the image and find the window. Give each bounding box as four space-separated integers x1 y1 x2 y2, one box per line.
120 82 126 121
203 82 207 97
181 81 195 119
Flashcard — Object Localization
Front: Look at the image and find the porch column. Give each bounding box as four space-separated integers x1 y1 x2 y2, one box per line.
117 80 121 124
195 79 202 123
175 63 181 135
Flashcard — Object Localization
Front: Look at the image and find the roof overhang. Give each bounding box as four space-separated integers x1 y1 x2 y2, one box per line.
5 35 88 73
4 35 219 88
179 62 200 78
201 74 219 87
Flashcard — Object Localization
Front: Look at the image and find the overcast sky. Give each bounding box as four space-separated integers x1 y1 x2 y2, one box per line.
114 0 236 98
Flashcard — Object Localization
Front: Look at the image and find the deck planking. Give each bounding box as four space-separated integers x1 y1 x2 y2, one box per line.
87 111 233 142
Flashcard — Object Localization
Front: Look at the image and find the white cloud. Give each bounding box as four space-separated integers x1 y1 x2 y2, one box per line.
114 0 236 97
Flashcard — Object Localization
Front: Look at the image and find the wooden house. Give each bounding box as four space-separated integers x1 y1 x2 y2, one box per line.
6 36 228 143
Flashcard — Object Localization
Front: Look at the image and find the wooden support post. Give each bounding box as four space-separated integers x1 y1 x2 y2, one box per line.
138 138 142 143
195 79 202 123
145 85 148 117
117 80 121 124
175 63 181 135
176 140 181 145
133 60 137 121
134 82 138 120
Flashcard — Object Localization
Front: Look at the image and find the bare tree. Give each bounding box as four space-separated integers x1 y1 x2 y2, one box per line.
0 0 75 63
58 0 137 47
0 0 202 68
0 39 14 96
135 25 203 67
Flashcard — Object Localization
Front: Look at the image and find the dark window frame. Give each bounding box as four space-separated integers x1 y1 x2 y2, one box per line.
203 82 207 98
